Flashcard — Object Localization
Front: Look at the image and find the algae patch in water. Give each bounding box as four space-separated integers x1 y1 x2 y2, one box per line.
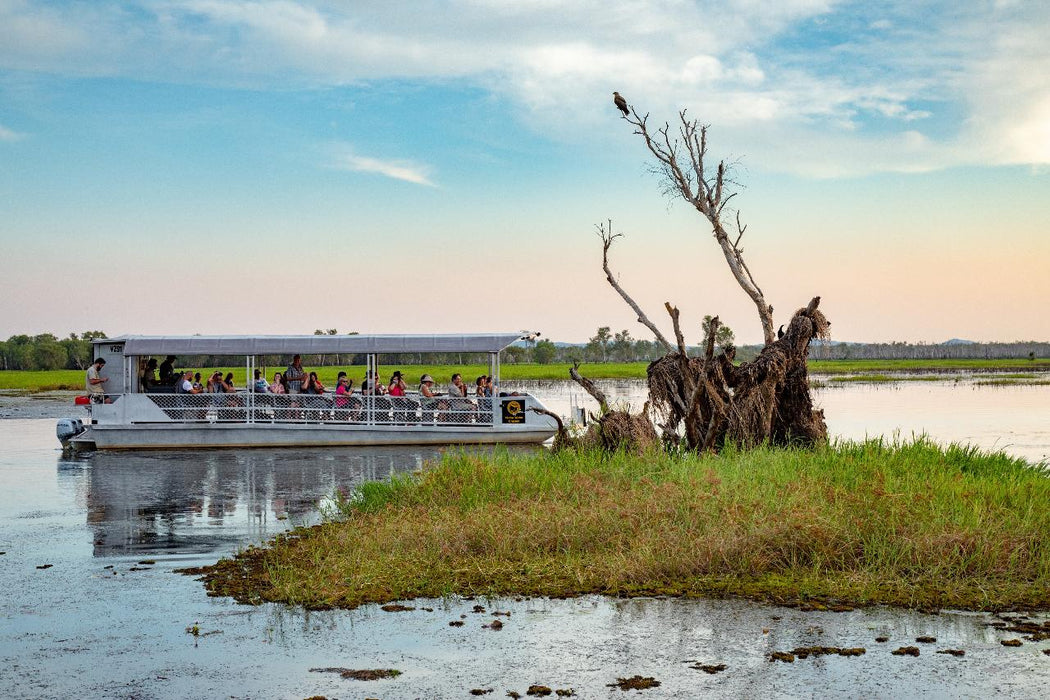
607 675 660 691
309 667 402 680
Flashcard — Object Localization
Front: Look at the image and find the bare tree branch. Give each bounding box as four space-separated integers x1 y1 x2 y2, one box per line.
597 221 673 351
569 362 609 415
663 302 687 357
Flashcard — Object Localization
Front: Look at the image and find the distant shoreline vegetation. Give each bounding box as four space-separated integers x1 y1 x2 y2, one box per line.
189 439 1050 612
3 359 1050 392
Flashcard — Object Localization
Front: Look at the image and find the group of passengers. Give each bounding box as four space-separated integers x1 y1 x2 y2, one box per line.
252 355 496 400
170 370 238 395
137 353 497 420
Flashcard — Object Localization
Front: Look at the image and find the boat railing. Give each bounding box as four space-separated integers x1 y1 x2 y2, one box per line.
142 391 496 426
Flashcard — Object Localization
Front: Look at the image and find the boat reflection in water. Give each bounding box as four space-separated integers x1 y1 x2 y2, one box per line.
63 444 541 559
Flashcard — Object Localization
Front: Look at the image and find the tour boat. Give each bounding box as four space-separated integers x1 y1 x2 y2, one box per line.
57 333 558 450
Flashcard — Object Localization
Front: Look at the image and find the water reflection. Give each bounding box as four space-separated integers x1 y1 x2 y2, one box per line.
63 444 540 558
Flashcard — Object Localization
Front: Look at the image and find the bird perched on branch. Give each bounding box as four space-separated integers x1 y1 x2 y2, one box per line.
613 91 629 116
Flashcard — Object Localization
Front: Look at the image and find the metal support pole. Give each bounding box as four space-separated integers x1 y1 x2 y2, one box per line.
246 355 253 423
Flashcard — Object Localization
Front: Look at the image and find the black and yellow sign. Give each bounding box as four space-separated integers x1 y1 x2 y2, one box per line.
501 399 525 424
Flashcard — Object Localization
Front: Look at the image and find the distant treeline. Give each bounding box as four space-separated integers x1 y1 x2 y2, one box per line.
1 331 1047 371
805 340 1050 361
0 332 107 371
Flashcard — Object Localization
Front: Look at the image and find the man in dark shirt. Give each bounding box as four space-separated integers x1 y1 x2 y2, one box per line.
159 356 177 385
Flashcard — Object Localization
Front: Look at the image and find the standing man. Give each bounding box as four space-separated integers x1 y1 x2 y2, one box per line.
285 354 305 394
159 355 177 386
86 357 109 403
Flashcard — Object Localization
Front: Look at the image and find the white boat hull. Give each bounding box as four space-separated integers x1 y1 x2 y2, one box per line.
83 422 555 449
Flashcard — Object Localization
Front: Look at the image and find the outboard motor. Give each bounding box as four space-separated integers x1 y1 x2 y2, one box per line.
56 417 86 446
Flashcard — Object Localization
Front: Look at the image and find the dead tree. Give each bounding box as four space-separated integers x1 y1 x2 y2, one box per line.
565 98 830 452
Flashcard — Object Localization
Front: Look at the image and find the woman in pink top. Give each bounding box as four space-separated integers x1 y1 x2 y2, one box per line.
387 370 407 397
335 372 352 407
269 372 286 394
335 372 361 421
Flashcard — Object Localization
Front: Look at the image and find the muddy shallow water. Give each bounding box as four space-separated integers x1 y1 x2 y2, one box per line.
2 381 1050 697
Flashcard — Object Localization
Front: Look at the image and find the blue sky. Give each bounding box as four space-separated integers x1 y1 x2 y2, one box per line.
1 0 1048 344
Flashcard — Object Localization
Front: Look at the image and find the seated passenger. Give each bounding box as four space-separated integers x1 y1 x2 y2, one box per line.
387 371 407 397
418 374 438 422
335 373 363 421
193 372 203 392
362 371 386 395
447 373 467 397
222 372 236 393
177 370 201 394
475 375 486 396
302 371 326 394
446 372 474 423
253 369 269 393
334 372 351 406
140 358 158 393
206 371 223 393
269 372 286 394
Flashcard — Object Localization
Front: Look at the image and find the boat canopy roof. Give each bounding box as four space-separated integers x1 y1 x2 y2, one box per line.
98 333 526 356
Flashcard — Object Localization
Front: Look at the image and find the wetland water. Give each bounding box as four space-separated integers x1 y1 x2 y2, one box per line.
1 380 1049 698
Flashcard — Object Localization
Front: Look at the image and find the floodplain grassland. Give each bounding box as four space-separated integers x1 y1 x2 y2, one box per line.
197 439 1050 612
0 370 84 391
810 358 1050 374
4 358 1050 392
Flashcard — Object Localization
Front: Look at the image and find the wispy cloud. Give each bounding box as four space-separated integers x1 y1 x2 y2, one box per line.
0 123 24 141
330 146 435 187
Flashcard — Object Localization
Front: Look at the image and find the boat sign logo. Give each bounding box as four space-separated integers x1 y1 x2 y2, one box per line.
501 399 525 424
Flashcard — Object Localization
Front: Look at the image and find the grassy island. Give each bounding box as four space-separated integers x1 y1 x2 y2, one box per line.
194 439 1050 612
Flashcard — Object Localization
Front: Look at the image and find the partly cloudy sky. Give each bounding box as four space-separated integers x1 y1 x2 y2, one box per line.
1 0 1048 343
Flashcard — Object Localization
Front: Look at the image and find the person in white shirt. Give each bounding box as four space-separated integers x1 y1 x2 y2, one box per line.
85 358 109 404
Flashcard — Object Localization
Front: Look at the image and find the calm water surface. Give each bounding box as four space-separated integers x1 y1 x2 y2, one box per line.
2 381 1049 698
